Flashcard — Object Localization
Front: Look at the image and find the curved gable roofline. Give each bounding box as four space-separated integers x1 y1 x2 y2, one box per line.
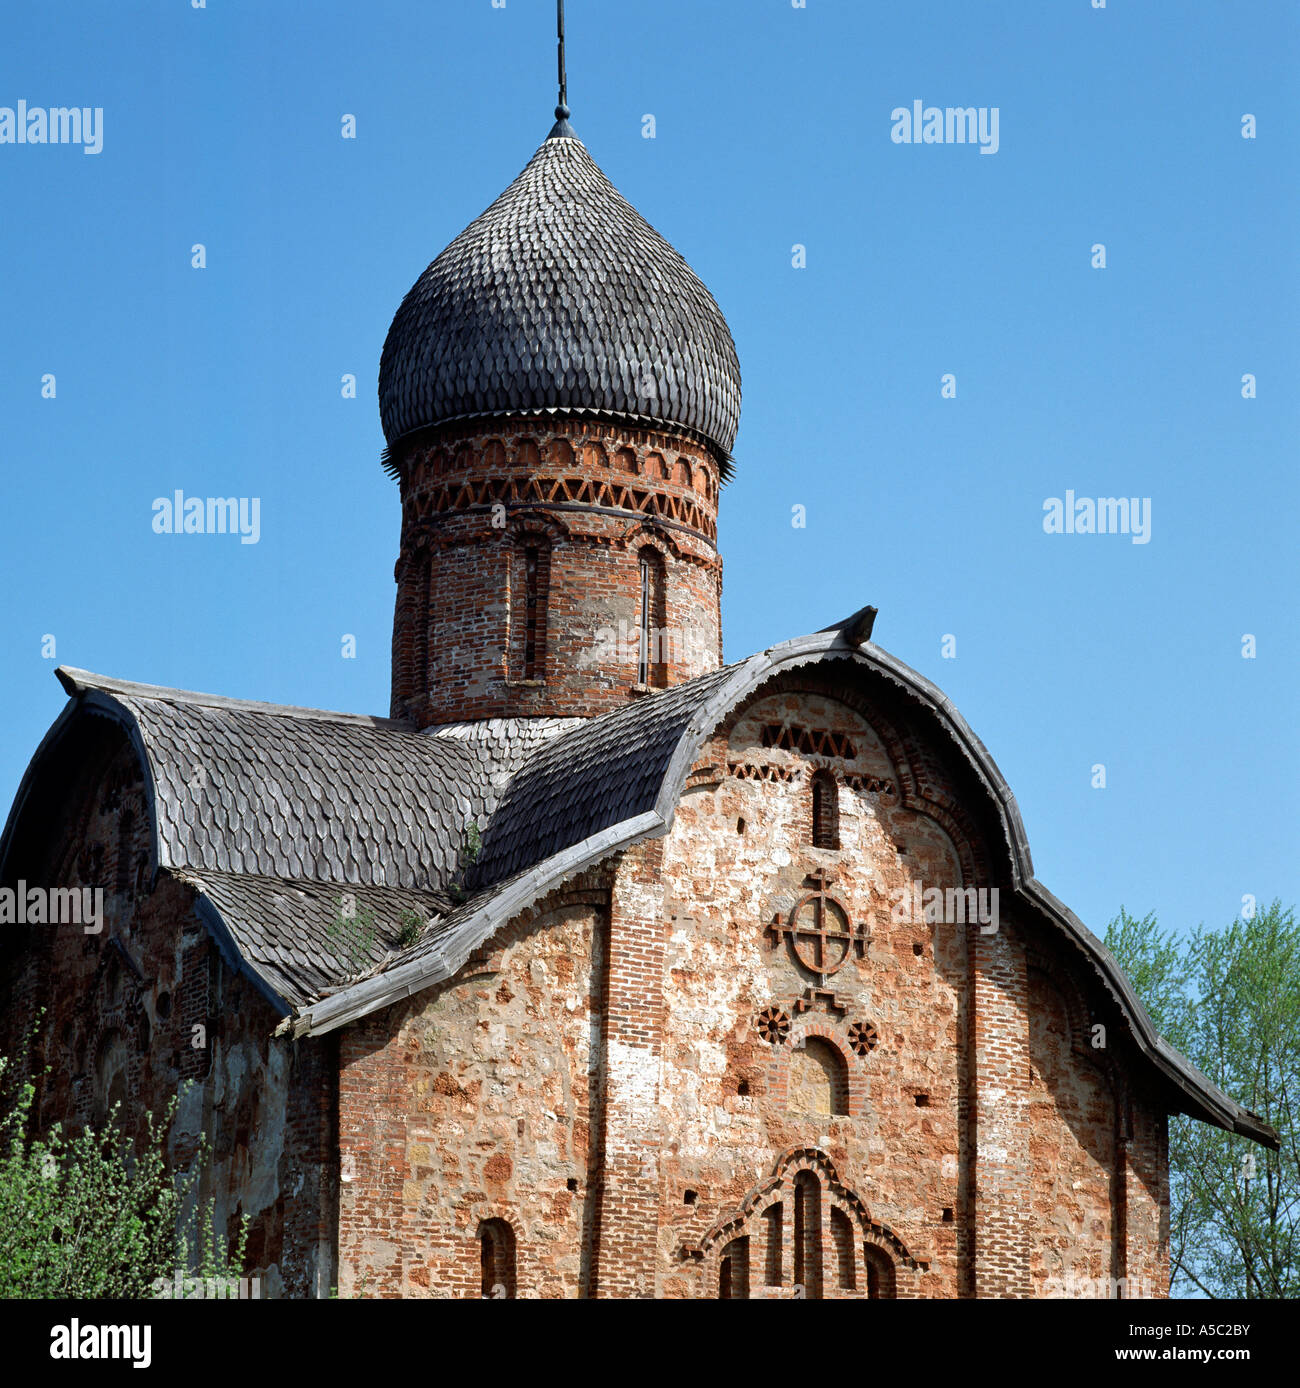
31 667 487 892
0 683 163 886
0 667 498 1020
289 610 1277 1149
52 666 413 730
0 680 293 1017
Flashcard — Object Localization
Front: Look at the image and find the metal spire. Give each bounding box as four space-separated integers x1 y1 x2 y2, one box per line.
557 0 568 114
549 0 576 137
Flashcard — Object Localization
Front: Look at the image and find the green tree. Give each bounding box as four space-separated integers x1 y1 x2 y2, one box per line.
1106 901 1299 1298
0 1052 247 1298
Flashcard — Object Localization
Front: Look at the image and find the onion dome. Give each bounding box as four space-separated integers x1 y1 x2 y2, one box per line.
378 124 742 466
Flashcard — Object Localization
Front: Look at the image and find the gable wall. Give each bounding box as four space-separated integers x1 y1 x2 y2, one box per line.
648 689 965 1296
329 678 1171 1298
608 682 1170 1297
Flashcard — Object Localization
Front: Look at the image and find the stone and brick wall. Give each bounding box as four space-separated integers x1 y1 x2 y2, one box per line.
649 685 964 1298
0 722 336 1298
336 879 609 1298
1 675 1174 1299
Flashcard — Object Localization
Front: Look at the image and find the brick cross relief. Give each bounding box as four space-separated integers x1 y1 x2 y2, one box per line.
769 870 866 979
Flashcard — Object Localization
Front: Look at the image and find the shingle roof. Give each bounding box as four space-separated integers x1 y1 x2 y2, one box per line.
428 716 583 805
53 669 492 892
1 675 586 1009
281 614 1278 1151
471 666 737 886
377 130 743 465
181 870 451 1008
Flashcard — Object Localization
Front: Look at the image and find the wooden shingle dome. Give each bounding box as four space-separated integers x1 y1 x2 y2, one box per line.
378 126 742 468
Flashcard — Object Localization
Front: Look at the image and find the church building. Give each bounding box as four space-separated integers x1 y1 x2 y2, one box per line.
0 57 1276 1299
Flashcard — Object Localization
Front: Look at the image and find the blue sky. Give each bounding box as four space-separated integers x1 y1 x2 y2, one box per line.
1 0 1295 944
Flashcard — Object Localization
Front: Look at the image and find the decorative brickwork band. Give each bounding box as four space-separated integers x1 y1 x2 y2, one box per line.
390 418 723 724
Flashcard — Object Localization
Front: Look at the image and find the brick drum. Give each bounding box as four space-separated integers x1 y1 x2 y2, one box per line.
389 418 723 726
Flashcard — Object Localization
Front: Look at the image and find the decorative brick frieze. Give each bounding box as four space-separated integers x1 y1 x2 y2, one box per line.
390 417 723 724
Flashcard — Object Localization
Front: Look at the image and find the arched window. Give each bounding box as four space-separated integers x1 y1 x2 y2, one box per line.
831 1207 856 1290
762 1203 783 1287
718 1236 750 1299
793 1171 823 1299
637 548 667 687
511 536 550 682
479 1218 517 1299
863 1245 896 1299
696 1153 904 1301
788 1037 849 1117
93 1028 129 1126
811 770 839 849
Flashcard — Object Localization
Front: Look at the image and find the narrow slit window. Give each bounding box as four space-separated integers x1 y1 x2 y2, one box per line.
638 551 652 685
762 1203 783 1287
115 811 134 898
512 537 549 683
637 548 667 687
414 551 432 697
831 1207 856 1290
811 770 840 849
523 545 540 680
479 1218 517 1299
793 1170 823 1299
